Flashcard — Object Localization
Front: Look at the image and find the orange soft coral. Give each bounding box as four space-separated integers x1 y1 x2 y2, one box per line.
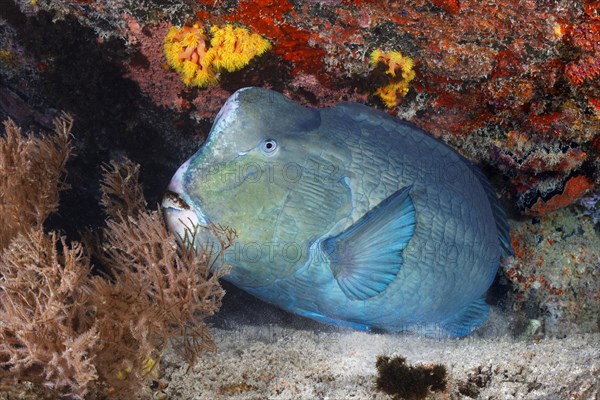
209 25 272 72
164 23 271 87
369 49 415 107
164 23 216 87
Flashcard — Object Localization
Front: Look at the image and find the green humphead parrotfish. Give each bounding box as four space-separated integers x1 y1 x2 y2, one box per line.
162 87 513 336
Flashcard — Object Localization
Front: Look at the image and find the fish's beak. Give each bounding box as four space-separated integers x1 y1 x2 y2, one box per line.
161 160 208 246
161 190 202 244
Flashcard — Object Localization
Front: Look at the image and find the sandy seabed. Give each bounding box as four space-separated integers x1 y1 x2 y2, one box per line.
162 316 599 400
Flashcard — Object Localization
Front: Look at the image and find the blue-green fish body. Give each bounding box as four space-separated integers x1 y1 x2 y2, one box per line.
163 87 512 336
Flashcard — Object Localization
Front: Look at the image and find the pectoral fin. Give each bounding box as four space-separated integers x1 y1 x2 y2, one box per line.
322 186 416 301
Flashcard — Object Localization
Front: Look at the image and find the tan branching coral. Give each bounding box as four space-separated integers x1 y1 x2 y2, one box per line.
99 159 147 220
0 230 98 396
90 160 234 387
0 117 232 398
0 114 72 250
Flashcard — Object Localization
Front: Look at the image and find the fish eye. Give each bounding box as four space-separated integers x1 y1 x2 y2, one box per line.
260 139 278 155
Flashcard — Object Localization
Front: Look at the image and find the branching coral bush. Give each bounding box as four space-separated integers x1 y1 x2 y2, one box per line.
0 230 98 395
0 117 232 398
99 159 147 220
0 115 72 250
89 160 234 392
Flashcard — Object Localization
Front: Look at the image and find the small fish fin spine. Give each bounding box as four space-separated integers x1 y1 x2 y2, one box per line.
322 186 416 301
464 161 514 258
441 297 490 337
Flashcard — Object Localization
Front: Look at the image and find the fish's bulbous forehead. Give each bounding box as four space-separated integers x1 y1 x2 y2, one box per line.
205 87 322 155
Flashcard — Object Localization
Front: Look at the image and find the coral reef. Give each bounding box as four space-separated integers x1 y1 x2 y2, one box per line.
528 175 594 215
0 117 231 398
580 192 600 224
565 55 600 86
505 207 600 337
13 0 594 214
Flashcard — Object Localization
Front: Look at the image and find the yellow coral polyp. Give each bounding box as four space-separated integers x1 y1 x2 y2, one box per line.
375 81 411 108
210 25 272 72
164 23 271 87
369 49 415 108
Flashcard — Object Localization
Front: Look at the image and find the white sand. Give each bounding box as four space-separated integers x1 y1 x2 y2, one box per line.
162 318 599 399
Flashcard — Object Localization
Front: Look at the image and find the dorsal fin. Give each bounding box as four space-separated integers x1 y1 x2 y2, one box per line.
321 186 416 301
